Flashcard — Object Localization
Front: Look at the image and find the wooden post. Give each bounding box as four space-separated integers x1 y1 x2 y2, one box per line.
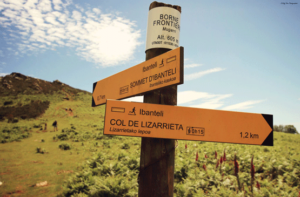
138 2 181 196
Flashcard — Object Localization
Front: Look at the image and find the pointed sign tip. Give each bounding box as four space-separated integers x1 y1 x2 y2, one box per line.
262 114 273 129
92 97 96 107
92 82 97 107
262 131 273 146
261 114 273 146
93 82 97 93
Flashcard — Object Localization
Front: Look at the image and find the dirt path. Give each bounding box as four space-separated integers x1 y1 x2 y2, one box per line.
52 105 74 117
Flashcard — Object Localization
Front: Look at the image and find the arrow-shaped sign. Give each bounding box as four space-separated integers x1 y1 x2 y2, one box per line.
104 100 273 146
92 47 183 106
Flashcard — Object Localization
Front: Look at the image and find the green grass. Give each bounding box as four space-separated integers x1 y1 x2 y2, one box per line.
0 92 107 196
0 129 99 196
54 131 300 197
0 92 300 196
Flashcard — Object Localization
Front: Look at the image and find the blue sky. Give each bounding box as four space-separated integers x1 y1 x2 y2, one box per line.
0 0 299 131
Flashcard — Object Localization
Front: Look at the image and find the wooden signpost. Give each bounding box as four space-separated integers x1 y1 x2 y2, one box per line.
92 2 273 196
139 3 181 196
92 47 183 106
104 99 273 146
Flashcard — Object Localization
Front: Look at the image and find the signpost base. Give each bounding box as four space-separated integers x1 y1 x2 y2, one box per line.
139 137 175 196
138 85 177 197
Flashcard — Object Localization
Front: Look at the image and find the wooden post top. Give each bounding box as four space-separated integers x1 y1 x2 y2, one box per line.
149 1 181 13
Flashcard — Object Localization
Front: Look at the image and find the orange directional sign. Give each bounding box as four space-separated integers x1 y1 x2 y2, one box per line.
92 47 184 106
104 100 273 146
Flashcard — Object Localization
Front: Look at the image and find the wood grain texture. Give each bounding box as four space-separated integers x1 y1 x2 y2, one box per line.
138 2 181 197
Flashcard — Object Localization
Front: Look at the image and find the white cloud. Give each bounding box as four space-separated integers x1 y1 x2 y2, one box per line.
72 10 82 21
188 94 232 109
37 0 52 13
298 98 300 100
121 91 231 108
185 64 203 68
178 90 232 109
178 91 215 104
120 91 231 109
0 73 9 77
45 15 60 26
53 0 63 11
0 0 142 67
178 90 264 110
185 67 225 81
93 8 101 15
121 91 232 110
222 100 265 111
116 90 264 112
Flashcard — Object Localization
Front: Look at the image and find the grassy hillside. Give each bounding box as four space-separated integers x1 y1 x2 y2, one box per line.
0 73 299 197
0 91 107 197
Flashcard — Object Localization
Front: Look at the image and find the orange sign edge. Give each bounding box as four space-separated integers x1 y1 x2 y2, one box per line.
92 47 184 107
103 99 273 146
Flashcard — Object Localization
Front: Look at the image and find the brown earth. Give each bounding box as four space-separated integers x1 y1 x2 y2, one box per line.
0 72 89 122
0 100 50 122
0 72 89 96
64 108 74 116
56 170 73 175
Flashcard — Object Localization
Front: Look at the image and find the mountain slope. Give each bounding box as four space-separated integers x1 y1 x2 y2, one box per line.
0 72 89 96
0 72 93 122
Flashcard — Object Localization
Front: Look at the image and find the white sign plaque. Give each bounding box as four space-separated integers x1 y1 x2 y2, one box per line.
145 7 181 51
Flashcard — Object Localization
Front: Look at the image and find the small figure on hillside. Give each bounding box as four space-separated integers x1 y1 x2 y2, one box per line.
44 123 47 130
69 108 72 112
52 120 58 132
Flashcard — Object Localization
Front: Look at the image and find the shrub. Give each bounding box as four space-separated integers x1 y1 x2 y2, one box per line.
58 151 139 196
0 126 31 143
56 127 97 142
56 133 68 140
72 137 80 142
36 147 46 154
12 118 18 123
59 143 71 150
284 125 298 134
127 158 138 170
103 141 110 148
174 164 189 182
118 153 126 161
121 143 130 149
33 124 41 128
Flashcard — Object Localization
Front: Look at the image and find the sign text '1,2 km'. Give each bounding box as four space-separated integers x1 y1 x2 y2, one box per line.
104 100 273 146
92 47 183 106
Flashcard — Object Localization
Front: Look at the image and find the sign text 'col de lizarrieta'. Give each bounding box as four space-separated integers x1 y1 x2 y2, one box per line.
104 100 273 146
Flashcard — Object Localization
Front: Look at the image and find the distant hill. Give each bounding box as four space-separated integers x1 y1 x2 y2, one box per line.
0 72 90 96
0 72 91 122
